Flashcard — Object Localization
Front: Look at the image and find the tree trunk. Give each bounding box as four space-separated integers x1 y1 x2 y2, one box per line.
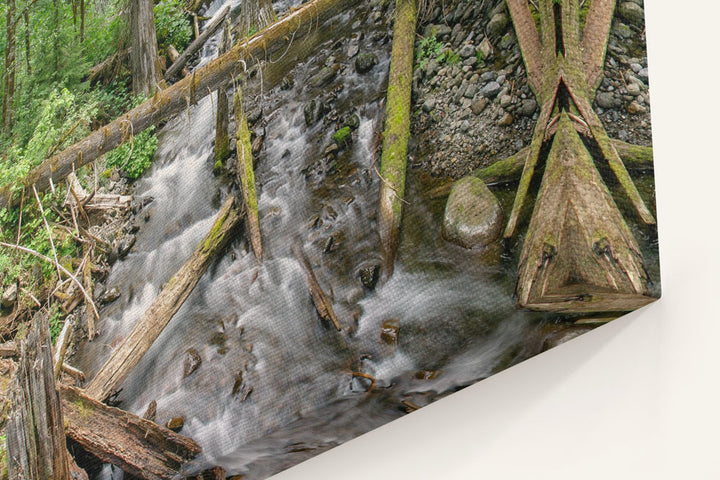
2 0 16 134
214 21 232 167
130 0 162 96
237 0 277 38
235 87 263 261
503 0 656 312
6 309 72 480
164 6 230 81
378 0 417 278
60 384 201 480
0 0 363 209
85 195 241 402
24 9 31 74
292 241 342 331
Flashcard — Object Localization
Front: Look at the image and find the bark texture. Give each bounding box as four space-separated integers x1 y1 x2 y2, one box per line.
85 196 241 401
6 310 71 480
130 0 162 96
238 0 277 38
0 0 363 209
378 0 417 278
2 0 17 134
214 20 232 166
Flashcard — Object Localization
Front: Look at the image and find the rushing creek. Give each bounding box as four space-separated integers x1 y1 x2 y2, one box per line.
72 1 660 478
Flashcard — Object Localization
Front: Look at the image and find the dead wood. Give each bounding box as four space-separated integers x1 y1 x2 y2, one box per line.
291 241 342 331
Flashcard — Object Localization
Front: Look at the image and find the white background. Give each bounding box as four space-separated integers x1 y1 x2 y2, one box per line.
274 1 720 478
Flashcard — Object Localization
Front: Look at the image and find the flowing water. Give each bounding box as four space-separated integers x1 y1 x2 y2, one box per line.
73 2 659 478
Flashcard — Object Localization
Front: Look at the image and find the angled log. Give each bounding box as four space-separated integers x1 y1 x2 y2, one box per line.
516 113 653 312
6 309 71 480
85 196 241 401
581 0 616 95
60 384 201 480
292 241 341 331
0 0 364 209
377 0 417 278
167 45 189 78
214 20 232 167
235 87 263 261
164 6 230 80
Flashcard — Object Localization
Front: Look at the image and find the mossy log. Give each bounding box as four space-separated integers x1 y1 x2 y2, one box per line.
60 384 201 479
235 87 263 261
0 0 363 209
85 196 241 402
502 0 656 312
378 0 417 278
6 309 72 480
516 114 654 312
292 241 342 331
165 6 230 81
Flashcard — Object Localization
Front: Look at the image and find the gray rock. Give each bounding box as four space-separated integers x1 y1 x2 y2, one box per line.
630 62 642 73
443 177 503 249
117 235 136 259
638 67 649 82
618 2 645 25
481 81 502 98
423 24 452 39
99 286 121 305
627 101 647 114
478 37 493 60
423 97 437 112
183 349 202 378
309 66 338 87
519 99 538 116
480 71 496 82
596 91 619 109
1 283 17 309
498 112 514 126
471 97 489 115
425 58 439 77
459 44 476 59
487 13 509 37
626 82 642 96
359 264 381 290
304 100 317 126
496 74 506 85
499 94 512 108
463 84 477 98
355 53 378 74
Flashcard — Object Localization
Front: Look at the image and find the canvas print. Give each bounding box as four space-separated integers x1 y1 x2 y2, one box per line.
0 0 659 478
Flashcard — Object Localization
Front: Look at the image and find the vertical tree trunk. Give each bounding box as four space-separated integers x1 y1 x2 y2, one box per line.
378 0 417 278
130 0 162 96
24 8 31 74
238 0 277 38
80 0 85 43
6 310 72 480
2 0 16 134
214 20 232 168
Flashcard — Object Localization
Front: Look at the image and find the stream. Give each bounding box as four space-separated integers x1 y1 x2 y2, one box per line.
72 1 660 478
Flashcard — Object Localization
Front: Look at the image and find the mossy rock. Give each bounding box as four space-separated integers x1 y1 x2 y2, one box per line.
355 53 378 74
333 126 352 146
442 176 503 249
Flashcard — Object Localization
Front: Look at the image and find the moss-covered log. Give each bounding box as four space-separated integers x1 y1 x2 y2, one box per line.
234 88 263 261
61 384 201 479
85 196 241 401
0 0 363 209
378 0 417 277
6 310 71 480
164 6 230 81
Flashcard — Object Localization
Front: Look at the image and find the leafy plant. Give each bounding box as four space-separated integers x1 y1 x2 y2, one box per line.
416 33 445 69
105 127 159 179
154 0 192 51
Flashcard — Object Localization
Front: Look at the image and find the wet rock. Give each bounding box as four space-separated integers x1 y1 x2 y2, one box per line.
116 235 136 259
519 98 538 116
443 176 503 249
414 370 442 380
232 371 253 401
618 2 645 25
309 66 338 88
595 91 619 109
542 325 595 350
487 13 509 37
381 319 400 345
166 417 184 432
280 75 294 90
481 81 501 98
99 286 121 305
471 97 489 115
1 283 17 309
355 53 378 74
345 114 361 130
304 101 317 126
143 400 157 421
183 349 202 378
359 264 381 290
246 106 263 125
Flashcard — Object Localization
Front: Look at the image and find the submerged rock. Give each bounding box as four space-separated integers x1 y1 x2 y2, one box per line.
183 348 202 378
355 53 378 74
166 417 184 432
442 176 503 249
381 319 400 345
99 286 121 305
309 66 338 88
359 264 381 290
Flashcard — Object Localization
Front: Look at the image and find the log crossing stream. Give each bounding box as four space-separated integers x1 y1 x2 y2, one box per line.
71 1 660 478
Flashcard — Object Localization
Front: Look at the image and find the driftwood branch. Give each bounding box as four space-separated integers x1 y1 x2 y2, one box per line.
292 241 342 331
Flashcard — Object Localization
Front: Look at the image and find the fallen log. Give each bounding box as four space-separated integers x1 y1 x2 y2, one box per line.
214 20 232 167
85 195 241 401
6 309 72 479
377 0 417 278
167 45 190 78
292 241 342 331
0 0 364 209
516 113 654 312
164 5 230 81
235 87 263 261
61 384 201 479
87 48 131 85
426 139 653 198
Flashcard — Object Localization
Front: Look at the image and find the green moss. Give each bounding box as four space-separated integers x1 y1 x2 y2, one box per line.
333 126 352 145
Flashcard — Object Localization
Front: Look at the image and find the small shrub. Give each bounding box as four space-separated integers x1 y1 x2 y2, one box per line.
105 127 159 179
154 0 192 51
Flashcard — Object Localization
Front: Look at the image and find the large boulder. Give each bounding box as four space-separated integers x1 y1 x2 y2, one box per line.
618 2 645 25
442 176 503 249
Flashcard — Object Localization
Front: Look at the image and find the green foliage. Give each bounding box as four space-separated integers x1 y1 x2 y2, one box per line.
105 127 159 179
416 33 445 69
154 0 192 51
333 126 351 145
49 304 64 344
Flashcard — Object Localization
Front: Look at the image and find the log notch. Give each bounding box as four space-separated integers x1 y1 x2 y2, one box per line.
61 384 201 479
0 0 364 209
85 195 241 401
500 0 657 312
214 19 232 168
6 309 71 479
235 87 263 261
378 0 417 277
164 6 230 81
292 241 342 331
